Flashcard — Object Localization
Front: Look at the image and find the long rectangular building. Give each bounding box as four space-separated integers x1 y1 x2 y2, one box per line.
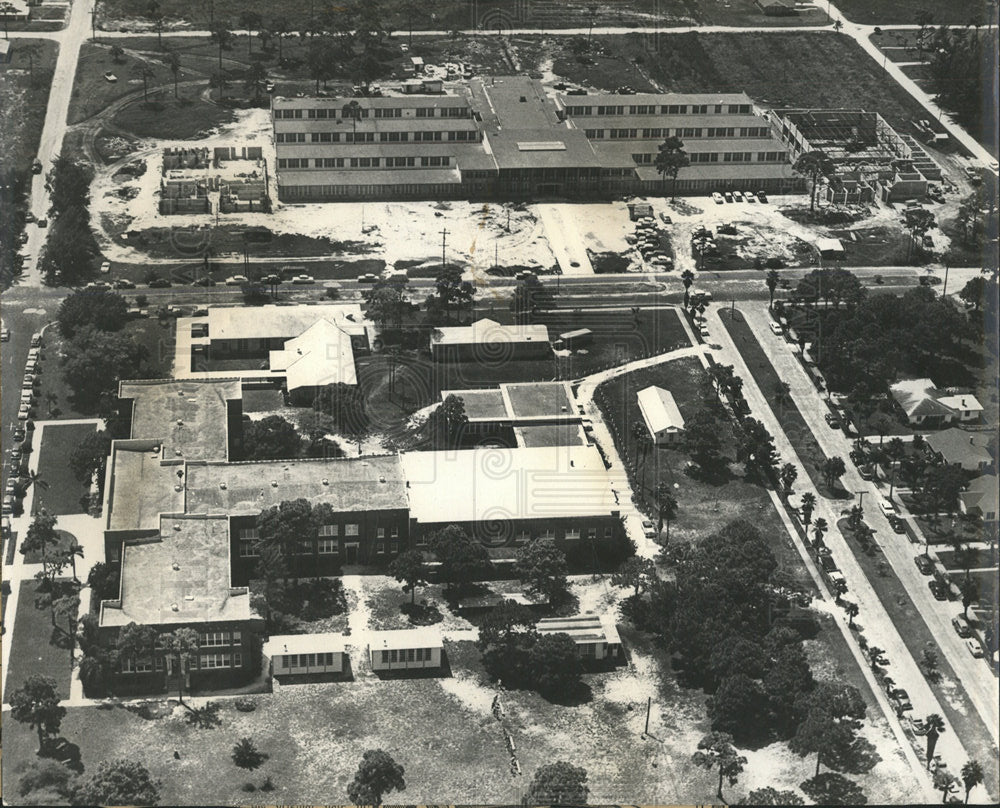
271 77 802 201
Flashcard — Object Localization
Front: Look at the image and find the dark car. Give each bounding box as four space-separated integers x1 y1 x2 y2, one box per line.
756 190 768 203
148 277 171 288
890 688 912 712
914 555 934 575
32 159 43 174
824 412 841 428
889 515 906 534
723 191 734 203
858 465 875 481
849 449 866 466
928 579 948 600
112 278 136 289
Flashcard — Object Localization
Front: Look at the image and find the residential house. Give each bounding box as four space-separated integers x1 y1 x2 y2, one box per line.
960 474 998 523
923 428 993 473
890 378 984 428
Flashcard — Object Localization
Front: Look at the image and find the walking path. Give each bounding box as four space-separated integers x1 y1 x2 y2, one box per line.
705 302 981 801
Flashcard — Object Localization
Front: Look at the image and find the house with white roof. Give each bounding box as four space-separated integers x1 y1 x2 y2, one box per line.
890 378 984 428
637 385 685 445
535 613 622 661
430 318 551 362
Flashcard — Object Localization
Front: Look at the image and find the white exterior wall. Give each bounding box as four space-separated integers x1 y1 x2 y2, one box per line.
653 427 684 446
271 651 344 676
370 645 442 671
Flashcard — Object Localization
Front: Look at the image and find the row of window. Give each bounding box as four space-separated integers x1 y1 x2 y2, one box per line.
147 631 241 648
275 106 470 120
280 652 339 668
380 648 434 664
635 151 788 165
277 130 480 144
121 652 243 673
584 126 772 141
566 103 753 116
239 539 403 557
278 157 452 170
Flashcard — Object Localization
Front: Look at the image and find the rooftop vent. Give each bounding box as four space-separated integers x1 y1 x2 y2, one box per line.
220 482 227 490
173 523 182 531
322 478 329 485
177 419 184 426
171 603 179 611
379 475 386 483
172 562 180 571
174 449 182 456
271 480 278 487
184 594 194 601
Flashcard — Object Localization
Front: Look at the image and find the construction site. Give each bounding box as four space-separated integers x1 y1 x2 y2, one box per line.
159 145 272 215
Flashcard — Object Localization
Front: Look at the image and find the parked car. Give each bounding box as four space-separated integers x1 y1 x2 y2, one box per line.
2 496 14 515
291 274 315 284
858 465 875 481
889 515 906 534
723 191 734 203
928 579 949 600
32 159 43 174
357 273 379 283
18 404 31 420
30 332 41 347
890 688 912 711
756 190 768 203
743 190 755 203
915 555 934 575
148 277 171 288
112 278 135 289
659 212 672 224
36 217 47 228
641 519 656 538
17 231 28 245
878 497 896 517
224 275 249 286
768 321 783 336
711 192 724 204
966 638 985 658
9 446 22 462
952 615 972 638
849 449 866 466
0 327 8 342
261 273 282 285
103 72 118 82
25 211 35 223
191 277 216 286
824 412 841 428
85 281 112 292
732 190 744 202
13 426 25 443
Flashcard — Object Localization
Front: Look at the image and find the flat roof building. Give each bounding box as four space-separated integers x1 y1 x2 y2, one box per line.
430 318 551 362
263 633 347 677
369 627 443 671
535 613 623 660
272 78 802 201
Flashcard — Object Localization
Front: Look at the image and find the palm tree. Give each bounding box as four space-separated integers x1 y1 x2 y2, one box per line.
792 151 833 213
800 492 816 527
65 540 84 583
961 760 984 804
924 713 946 767
655 482 678 543
110 44 125 64
166 48 180 98
132 63 155 103
680 269 695 307
766 268 780 309
845 600 859 627
630 420 646 464
239 11 262 56
271 15 290 61
812 517 828 544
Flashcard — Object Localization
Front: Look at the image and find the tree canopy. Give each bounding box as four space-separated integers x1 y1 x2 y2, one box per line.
72 759 160 806
515 538 568 603
428 525 491 592
60 326 148 412
243 415 305 460
9 675 66 753
346 749 405 806
524 761 590 806
58 290 130 339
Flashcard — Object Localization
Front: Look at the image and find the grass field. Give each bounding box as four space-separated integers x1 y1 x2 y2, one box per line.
836 0 985 24
32 423 98 516
718 308 846 499
0 39 59 175
3 580 74 703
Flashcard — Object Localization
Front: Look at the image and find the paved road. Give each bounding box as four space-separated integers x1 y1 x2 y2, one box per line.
19 0 97 287
705 301 988 801
742 303 1000 745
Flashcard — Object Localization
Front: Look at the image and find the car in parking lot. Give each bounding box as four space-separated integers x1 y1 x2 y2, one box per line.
878 497 896 517
10 445 22 462
225 275 249 286
13 426 25 443
112 278 136 289
2 496 14 516
641 519 656 538
966 638 984 658
723 191 734 203
824 412 841 429
261 273 283 285
148 277 171 288
291 274 315 284
732 190 744 202
756 190 768 203
743 190 755 203
711 191 725 204
914 554 934 575
659 212 672 224
18 404 31 420
928 579 949 600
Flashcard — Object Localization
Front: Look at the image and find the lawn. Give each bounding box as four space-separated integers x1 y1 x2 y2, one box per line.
21 529 78 565
32 423 98 516
834 519 1000 798
718 307 845 499
0 38 59 174
3 580 74 702
111 92 240 140
593 355 814 592
836 0 984 24
556 32 945 143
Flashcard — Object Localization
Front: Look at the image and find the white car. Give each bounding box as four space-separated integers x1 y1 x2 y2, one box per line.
291 274 315 284
769 321 783 336
18 404 31 420
966 638 984 658
641 519 656 538
103 72 118 82
711 192 725 204
743 190 755 203
878 497 896 517
100 261 111 274
0 327 9 342
225 275 249 285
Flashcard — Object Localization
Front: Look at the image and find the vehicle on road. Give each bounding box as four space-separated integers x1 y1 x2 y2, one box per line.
915 554 934 575
888 514 906 533
878 497 896 517
103 72 118 82
824 412 841 428
30 332 41 347
25 211 35 223
36 217 47 228
966 638 984 658
32 159 42 174
291 274 315 284
100 261 111 273
769 321 783 336
659 212 672 224
756 190 768 203
928 579 949 600
890 688 912 711
952 615 972 637
711 192 725 204
357 273 379 283
148 277 171 288
858 464 875 481
0 327 8 342
224 275 249 286
85 281 112 292
112 278 136 289
641 519 656 538
17 232 28 244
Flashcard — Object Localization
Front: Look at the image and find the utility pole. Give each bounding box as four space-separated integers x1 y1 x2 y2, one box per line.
644 696 651 736
888 463 897 500
856 490 867 510
91 2 99 44
440 227 449 271
942 262 950 296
